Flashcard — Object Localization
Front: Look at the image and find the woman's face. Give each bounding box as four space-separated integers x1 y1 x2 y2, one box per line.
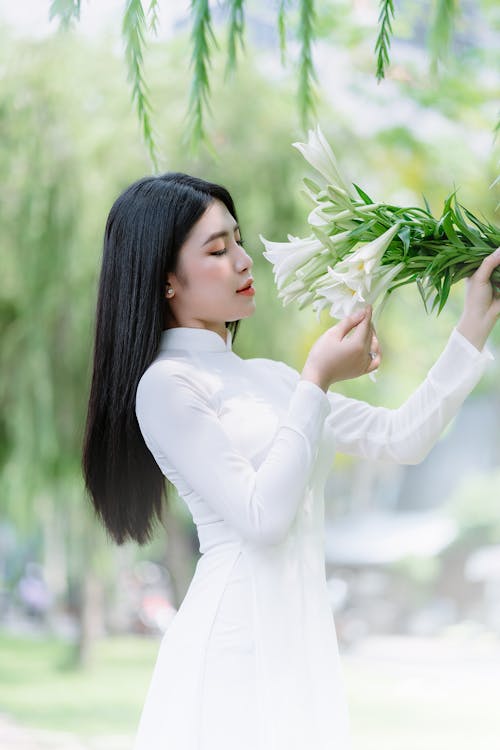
165 198 256 336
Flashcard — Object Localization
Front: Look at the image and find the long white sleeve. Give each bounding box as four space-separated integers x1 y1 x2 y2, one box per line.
135 368 331 546
275 327 495 465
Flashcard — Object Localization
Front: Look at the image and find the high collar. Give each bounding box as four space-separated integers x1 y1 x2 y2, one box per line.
158 326 233 354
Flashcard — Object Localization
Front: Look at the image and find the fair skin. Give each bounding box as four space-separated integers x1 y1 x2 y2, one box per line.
166 199 500 391
165 199 255 342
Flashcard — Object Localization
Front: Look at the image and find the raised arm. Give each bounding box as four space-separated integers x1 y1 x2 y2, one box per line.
325 327 494 463
305 247 499 464
274 326 494 464
135 366 330 546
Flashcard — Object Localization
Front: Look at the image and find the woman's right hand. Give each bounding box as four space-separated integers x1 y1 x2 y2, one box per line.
300 305 381 391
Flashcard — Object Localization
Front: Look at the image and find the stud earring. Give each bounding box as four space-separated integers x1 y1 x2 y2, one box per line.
166 287 174 297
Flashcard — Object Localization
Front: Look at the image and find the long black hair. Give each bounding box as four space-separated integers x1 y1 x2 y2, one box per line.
82 173 241 545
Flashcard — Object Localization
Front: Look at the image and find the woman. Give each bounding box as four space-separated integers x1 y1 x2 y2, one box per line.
82 173 499 750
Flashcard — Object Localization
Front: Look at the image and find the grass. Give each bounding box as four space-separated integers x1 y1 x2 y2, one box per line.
0 631 499 747
0 632 158 736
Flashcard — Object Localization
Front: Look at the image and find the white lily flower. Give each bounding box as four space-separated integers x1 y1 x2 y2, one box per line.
314 258 405 321
311 297 331 323
347 224 401 273
365 262 405 303
317 224 401 296
307 205 333 226
292 124 355 197
315 274 367 319
259 233 324 290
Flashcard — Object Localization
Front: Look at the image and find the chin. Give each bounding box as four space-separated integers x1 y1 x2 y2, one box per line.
227 305 256 322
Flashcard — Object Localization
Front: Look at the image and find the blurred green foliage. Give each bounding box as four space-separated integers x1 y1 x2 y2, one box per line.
0 3 498 667
446 468 500 545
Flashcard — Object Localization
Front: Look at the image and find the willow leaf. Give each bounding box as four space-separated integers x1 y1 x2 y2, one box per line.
278 0 288 66
49 0 81 30
375 0 395 82
148 0 160 35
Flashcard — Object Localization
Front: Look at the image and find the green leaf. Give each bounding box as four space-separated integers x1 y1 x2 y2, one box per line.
416 277 431 313
453 202 490 247
422 193 432 215
438 268 452 314
352 182 374 204
441 210 460 244
398 225 411 255
461 206 490 234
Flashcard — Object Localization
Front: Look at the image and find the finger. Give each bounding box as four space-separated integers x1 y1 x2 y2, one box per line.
353 305 372 343
473 247 500 284
337 307 368 338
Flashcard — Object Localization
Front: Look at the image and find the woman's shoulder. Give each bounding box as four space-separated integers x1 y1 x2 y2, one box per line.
136 355 213 402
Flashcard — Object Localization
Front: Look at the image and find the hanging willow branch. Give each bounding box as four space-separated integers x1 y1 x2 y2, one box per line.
49 0 81 29
428 0 459 73
225 0 246 81
122 0 159 170
48 0 497 173
183 0 219 156
375 0 395 82
277 0 288 66
298 0 318 131
147 0 160 35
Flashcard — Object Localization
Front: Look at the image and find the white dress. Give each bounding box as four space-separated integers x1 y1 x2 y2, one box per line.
133 324 494 750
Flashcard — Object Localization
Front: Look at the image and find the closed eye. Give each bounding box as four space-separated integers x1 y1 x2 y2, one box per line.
211 239 245 256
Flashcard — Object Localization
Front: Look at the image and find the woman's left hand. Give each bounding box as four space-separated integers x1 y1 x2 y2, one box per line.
456 247 500 351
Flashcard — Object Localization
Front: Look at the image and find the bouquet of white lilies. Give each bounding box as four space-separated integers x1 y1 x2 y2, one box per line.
260 125 500 326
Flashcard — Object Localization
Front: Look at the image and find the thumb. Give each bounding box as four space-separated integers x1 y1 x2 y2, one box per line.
474 247 500 284
337 307 369 338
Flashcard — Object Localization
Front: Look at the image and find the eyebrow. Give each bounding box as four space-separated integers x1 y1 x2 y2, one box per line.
202 223 240 246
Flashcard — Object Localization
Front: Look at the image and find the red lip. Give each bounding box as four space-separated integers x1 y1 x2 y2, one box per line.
236 278 254 292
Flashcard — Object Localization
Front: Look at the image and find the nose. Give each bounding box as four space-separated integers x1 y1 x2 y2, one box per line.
235 242 253 271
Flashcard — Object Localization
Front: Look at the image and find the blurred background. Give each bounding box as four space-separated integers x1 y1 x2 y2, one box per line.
1 1 499 748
